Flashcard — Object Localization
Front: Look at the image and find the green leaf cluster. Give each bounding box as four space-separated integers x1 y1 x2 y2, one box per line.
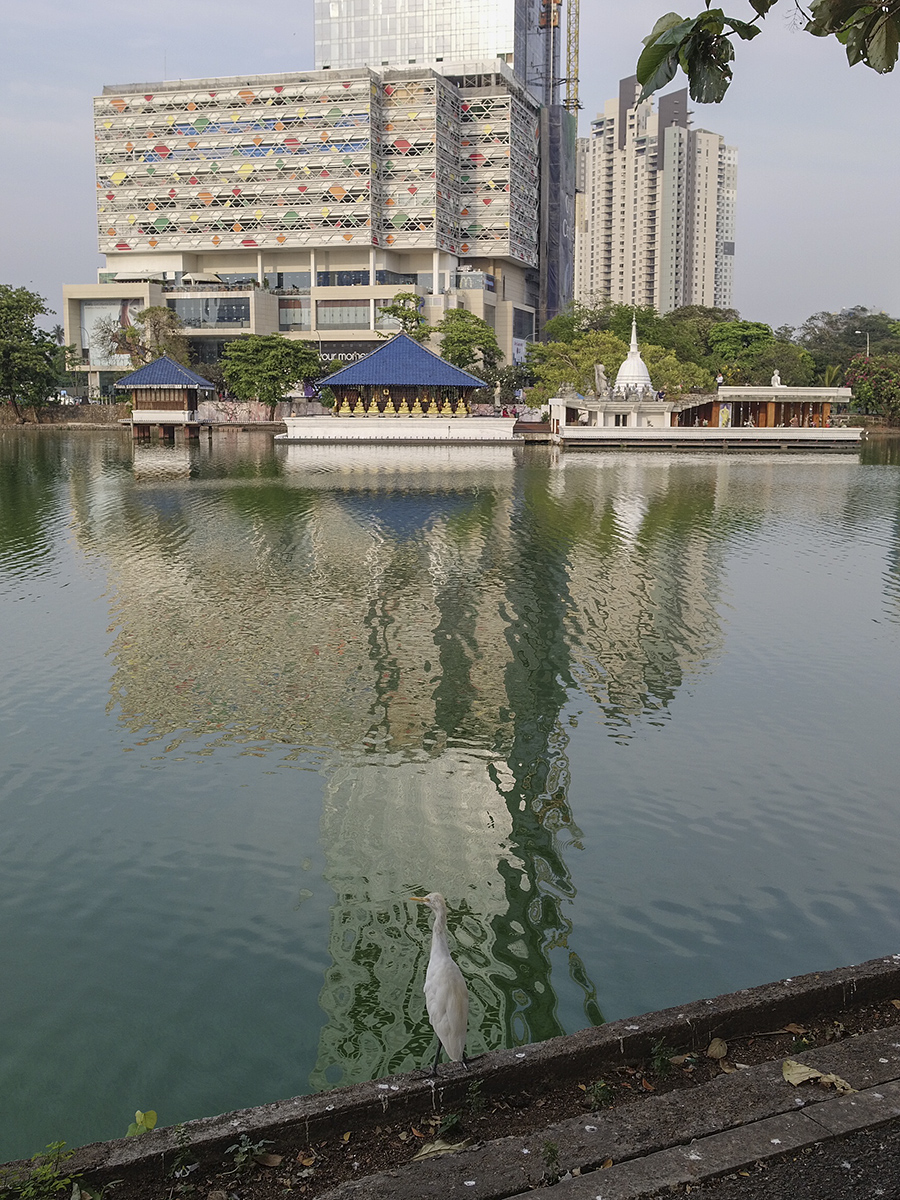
222 335 325 412
125 1109 158 1137
807 0 900 73
376 292 431 340
0 285 66 420
638 5 764 103
639 1 900 102
431 308 501 374
0 1142 80 1199
844 352 900 418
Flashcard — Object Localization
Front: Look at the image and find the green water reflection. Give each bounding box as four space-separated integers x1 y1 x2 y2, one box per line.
70 441 743 1087
3 431 900 1158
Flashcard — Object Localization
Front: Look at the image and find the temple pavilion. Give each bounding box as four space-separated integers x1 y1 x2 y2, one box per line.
278 334 519 443
315 333 486 418
115 355 216 438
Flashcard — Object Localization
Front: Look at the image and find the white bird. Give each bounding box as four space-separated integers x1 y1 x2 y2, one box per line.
412 892 469 1073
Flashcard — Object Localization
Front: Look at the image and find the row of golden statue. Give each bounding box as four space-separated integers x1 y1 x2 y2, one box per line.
336 396 470 417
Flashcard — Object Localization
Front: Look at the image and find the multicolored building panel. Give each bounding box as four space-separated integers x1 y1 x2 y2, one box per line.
94 66 539 267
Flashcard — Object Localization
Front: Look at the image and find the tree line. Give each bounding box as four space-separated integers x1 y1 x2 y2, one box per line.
4 282 900 421
523 300 900 413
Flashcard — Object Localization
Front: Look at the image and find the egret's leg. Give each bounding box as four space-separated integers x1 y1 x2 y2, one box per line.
430 1040 442 1076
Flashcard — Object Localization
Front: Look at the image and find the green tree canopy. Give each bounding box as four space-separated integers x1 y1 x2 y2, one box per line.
376 292 430 340
526 331 631 405
660 304 741 362
0 285 64 421
641 344 717 393
545 300 676 348
845 352 900 419
639 2 900 104
707 320 774 360
222 336 325 414
795 306 900 372
433 309 502 373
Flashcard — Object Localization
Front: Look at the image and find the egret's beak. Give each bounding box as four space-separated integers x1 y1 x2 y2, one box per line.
411 896 428 902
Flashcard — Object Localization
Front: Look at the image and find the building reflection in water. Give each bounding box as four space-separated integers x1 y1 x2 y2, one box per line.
72 442 746 1089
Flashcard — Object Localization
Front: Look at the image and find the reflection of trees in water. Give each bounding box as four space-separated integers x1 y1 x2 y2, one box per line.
310 477 606 1087
0 430 122 578
68 446 756 1090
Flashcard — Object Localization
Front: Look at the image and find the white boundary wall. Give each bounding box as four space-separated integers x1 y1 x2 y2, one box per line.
277 417 520 443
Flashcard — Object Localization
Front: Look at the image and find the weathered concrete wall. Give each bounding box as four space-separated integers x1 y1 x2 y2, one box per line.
11 952 899 1182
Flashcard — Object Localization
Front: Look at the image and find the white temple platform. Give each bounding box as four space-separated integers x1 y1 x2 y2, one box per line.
553 425 863 450
276 416 520 444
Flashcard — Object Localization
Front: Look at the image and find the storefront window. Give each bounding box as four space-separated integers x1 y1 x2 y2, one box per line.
316 299 371 329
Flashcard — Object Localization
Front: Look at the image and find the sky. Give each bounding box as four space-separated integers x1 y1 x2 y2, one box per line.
1 0 898 332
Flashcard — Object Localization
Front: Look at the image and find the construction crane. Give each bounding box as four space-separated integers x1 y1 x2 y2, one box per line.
565 0 580 113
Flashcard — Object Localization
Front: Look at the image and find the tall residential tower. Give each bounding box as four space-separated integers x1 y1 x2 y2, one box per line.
574 76 736 314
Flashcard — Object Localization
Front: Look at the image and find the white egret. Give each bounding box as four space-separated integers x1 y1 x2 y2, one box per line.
412 892 469 1073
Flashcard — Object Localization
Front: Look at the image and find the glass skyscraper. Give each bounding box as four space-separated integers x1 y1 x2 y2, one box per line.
314 0 559 106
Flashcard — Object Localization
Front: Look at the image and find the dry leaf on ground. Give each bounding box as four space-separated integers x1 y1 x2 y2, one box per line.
253 1153 283 1168
782 1059 822 1086
706 1038 728 1060
411 1138 470 1162
817 1072 856 1094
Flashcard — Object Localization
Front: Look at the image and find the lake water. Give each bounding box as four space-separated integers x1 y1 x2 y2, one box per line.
2 428 900 1161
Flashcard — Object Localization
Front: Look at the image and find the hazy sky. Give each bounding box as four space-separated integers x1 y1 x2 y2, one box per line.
2 0 897 331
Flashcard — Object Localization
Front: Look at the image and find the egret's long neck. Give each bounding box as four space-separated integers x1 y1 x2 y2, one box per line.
431 906 451 959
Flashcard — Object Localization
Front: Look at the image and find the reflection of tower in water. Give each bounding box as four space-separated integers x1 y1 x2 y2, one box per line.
311 485 598 1087
70 448 740 1092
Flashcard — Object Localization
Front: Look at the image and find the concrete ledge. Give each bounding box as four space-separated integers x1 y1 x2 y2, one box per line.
10 953 900 1185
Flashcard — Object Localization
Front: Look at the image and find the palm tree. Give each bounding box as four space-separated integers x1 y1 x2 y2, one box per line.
816 364 844 387
50 324 65 346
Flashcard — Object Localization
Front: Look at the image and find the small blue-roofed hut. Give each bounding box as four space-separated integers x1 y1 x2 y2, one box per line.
318 334 486 417
115 355 216 425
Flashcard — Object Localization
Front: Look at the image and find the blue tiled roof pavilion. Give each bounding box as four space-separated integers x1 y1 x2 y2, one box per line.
114 355 216 391
318 334 486 391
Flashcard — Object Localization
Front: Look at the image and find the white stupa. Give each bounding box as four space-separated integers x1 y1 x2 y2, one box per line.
613 318 654 397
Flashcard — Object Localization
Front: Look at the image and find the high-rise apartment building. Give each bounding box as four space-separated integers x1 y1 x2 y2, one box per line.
64 1 574 396
574 77 736 314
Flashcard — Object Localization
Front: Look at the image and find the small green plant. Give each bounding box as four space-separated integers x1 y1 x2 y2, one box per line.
465 1079 485 1118
436 1111 462 1138
0 1142 81 1200
650 1038 673 1080
587 1078 615 1108
541 1138 560 1179
791 1035 813 1054
169 1124 199 1182
125 1110 157 1138
224 1134 273 1175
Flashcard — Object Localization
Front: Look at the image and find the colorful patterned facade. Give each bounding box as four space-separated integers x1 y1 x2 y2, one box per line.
94 66 539 267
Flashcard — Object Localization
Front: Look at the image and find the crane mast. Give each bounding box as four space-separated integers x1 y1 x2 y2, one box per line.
565 0 580 113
